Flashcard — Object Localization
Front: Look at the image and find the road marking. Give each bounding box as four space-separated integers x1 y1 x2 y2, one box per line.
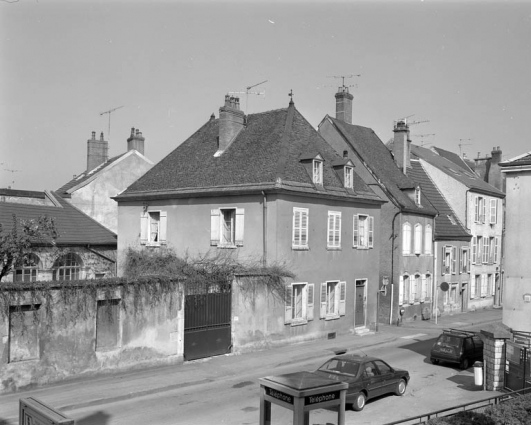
401 333 428 339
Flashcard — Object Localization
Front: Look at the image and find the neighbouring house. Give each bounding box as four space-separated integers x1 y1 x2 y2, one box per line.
114 94 385 360
499 151 531 333
410 144 505 311
319 89 437 325
0 188 117 282
56 129 153 233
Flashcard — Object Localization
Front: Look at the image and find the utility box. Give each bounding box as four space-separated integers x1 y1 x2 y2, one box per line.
19 397 75 425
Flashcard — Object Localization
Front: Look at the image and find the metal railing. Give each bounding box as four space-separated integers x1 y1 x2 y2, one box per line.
384 387 531 425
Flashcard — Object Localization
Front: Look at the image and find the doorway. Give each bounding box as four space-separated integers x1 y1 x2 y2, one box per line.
355 279 367 327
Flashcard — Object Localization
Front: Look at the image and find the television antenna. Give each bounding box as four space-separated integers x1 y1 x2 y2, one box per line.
458 139 472 157
326 73 361 92
228 80 267 114
99 105 124 140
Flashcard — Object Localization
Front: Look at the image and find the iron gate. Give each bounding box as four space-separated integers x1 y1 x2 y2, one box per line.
184 290 232 361
504 337 531 391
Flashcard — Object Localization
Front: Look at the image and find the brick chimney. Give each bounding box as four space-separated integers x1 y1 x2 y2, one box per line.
217 95 245 155
127 127 145 155
335 87 353 124
393 120 411 174
489 146 505 192
87 131 109 171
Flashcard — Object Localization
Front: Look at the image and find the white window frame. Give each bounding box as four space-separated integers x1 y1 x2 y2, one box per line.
353 214 374 249
313 159 323 185
344 166 353 189
482 236 489 264
414 224 422 255
402 222 412 255
494 237 499 264
460 247 470 274
476 236 483 264
451 246 457 274
320 281 346 319
489 199 497 224
141 210 167 246
210 208 244 248
442 246 452 275
423 274 431 302
411 274 421 303
480 274 488 297
403 275 411 305
475 196 486 223
327 211 341 249
292 208 309 250
285 282 314 325
13 254 40 282
424 225 432 255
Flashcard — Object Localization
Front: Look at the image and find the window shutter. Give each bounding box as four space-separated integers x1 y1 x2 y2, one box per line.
368 216 374 248
481 274 487 297
159 211 167 244
451 246 457 274
467 248 471 273
470 277 476 299
494 238 499 263
353 215 359 247
399 276 404 306
327 213 333 247
336 213 342 247
483 237 489 263
491 276 496 296
140 212 149 245
459 248 463 274
490 199 497 224
301 210 308 247
474 196 479 222
284 285 293 324
292 209 300 246
471 237 477 264
339 281 346 316
210 209 220 246
482 198 486 223
235 208 245 246
320 283 327 318
441 245 446 275
307 284 314 321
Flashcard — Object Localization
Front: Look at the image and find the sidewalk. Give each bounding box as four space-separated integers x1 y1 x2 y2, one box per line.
0 308 502 422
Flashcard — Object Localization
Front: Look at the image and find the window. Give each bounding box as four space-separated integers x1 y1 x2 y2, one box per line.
476 236 483 264
494 238 499 264
482 237 489 264
292 208 309 249
442 246 452 275
374 360 392 375
414 224 422 255
402 222 412 255
451 246 457 274
410 274 421 304
327 211 341 249
474 196 486 223
211 208 244 247
471 275 480 299
489 199 497 224
424 225 432 255
353 214 374 249
488 274 494 297
399 275 411 305
415 187 421 206
424 274 431 302
488 237 495 264
53 253 82 281
285 283 314 324
320 281 346 319
344 166 353 189
140 210 167 246
8 304 40 362
471 237 477 264
96 299 121 350
460 247 470 274
13 254 39 282
313 159 323 185
480 274 488 297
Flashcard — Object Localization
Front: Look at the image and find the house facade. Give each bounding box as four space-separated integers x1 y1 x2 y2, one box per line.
115 96 385 356
319 90 437 325
411 144 505 311
500 152 531 332
56 129 153 233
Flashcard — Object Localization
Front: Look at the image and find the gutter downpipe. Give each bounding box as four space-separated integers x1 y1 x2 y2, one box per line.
262 191 267 266
390 211 400 325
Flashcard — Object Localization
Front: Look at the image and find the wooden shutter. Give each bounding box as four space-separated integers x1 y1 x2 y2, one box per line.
339 281 346 316
451 246 457 274
441 245 446 275
140 212 149 245
301 209 308 247
307 284 314 321
474 196 479 222
368 216 374 248
471 237 477 264
459 248 463 274
235 208 245 246
327 213 333 247
159 211 167 244
293 209 300 247
494 238 499 264
210 209 220 246
284 285 292 324
490 199 497 224
353 215 359 247
481 198 486 223
320 283 327 318
398 276 404 306
470 277 476 299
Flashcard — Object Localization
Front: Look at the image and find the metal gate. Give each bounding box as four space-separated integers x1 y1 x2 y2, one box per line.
504 336 531 391
184 290 232 361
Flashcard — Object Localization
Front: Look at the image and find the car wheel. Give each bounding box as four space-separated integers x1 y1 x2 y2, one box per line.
460 358 469 370
395 378 407 396
431 358 440 365
352 392 366 411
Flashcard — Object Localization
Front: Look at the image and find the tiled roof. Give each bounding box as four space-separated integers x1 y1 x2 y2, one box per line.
500 151 531 167
323 117 437 216
409 160 471 241
0 191 117 246
411 144 505 198
118 104 382 204
431 147 475 173
56 153 126 197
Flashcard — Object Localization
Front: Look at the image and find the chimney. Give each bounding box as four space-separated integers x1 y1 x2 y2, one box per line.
491 146 502 165
86 130 109 171
127 127 145 155
335 87 353 124
392 120 411 174
488 146 505 192
217 95 245 154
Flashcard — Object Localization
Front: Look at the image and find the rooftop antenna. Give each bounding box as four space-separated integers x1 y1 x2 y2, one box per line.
394 115 429 127
99 105 124 140
458 139 472 157
326 73 361 92
228 80 267 114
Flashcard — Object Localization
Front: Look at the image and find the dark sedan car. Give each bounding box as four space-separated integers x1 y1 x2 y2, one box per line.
313 354 410 411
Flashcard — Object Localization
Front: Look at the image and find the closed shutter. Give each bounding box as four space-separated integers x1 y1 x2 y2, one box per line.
353 215 359 247
494 238 499 263
441 245 446 275
284 286 293 324
471 237 477 264
398 276 404 306
210 209 220 246
301 210 308 247
159 211 167 244
235 208 244 246
320 283 327 318
307 284 314 321
451 246 457 274
339 281 346 316
474 196 479 222
368 216 374 248
140 212 149 245
459 248 463 274
481 198 486 223
490 199 497 224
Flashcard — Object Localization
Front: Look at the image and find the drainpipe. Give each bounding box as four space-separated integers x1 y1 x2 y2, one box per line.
389 211 400 325
262 191 268 266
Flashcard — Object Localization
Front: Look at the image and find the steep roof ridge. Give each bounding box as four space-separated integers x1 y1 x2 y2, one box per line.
273 103 296 182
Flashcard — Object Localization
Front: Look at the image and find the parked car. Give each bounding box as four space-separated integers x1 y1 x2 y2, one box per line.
430 329 484 370
313 354 410 411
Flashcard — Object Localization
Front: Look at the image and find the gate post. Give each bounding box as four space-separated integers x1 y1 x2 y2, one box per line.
481 328 511 391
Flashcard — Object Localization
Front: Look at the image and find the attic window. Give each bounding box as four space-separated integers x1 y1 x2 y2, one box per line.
313 159 323 185
415 187 421 205
344 166 353 189
447 215 457 225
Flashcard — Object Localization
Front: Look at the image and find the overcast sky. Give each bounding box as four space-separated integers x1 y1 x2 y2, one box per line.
1 0 530 191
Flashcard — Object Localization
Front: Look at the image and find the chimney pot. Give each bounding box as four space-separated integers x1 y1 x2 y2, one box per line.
131 127 135 137
100 132 104 141
92 131 96 140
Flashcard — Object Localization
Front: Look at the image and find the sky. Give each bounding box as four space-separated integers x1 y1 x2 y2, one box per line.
1 0 530 191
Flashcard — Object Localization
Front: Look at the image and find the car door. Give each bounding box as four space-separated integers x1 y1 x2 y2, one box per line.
373 360 396 395
361 361 384 398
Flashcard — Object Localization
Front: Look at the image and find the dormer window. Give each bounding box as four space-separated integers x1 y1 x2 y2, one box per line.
313 159 323 185
415 187 421 206
344 166 353 189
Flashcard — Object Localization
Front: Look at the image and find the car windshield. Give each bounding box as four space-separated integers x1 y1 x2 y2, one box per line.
318 359 359 376
437 334 462 348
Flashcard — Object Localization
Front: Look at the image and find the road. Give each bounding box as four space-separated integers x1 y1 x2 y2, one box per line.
44 333 492 425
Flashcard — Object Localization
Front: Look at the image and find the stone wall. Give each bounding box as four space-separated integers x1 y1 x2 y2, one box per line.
481 329 510 391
